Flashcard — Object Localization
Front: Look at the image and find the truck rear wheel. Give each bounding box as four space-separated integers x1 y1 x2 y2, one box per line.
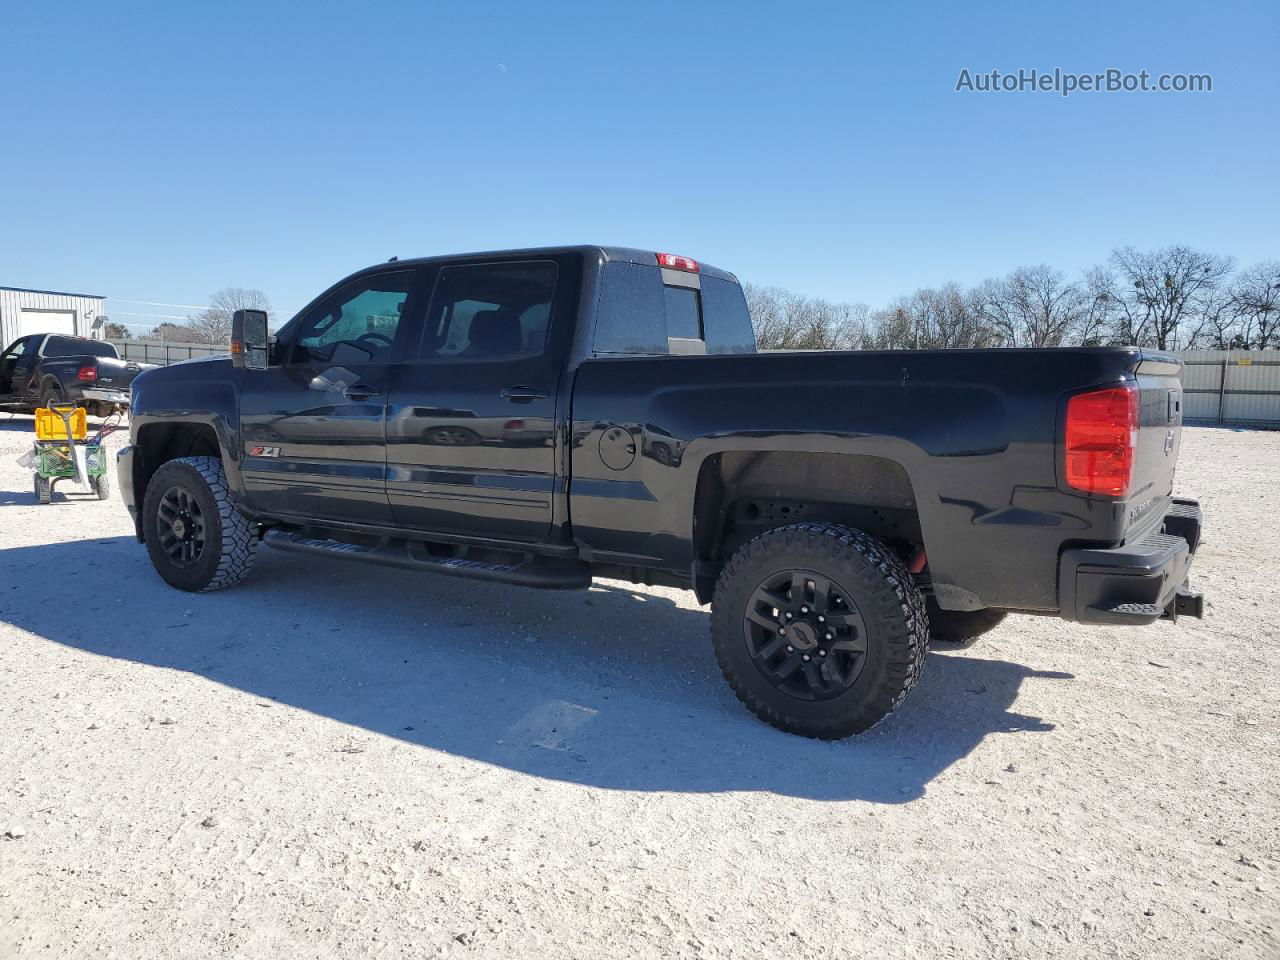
142 456 257 592
39 380 64 409
925 599 1007 647
711 522 929 739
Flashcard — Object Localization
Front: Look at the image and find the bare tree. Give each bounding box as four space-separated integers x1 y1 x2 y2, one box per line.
1187 290 1239 349
1229 261 1280 349
1077 266 1118 345
1108 245 1234 349
864 304 914 349
743 282 868 350
186 287 274 345
978 266 1087 347
870 284 997 349
743 283 790 348
742 245 1261 353
1082 266 1148 345
141 321 199 342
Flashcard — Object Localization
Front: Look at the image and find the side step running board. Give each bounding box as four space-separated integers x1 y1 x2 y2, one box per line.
1087 585 1205 626
263 530 592 590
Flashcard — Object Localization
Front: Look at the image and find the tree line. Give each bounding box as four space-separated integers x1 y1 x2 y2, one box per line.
104 288 274 344
746 245 1280 352
107 245 1279 354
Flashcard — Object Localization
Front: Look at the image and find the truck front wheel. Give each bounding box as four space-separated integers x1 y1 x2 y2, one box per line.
711 522 929 739
142 456 257 592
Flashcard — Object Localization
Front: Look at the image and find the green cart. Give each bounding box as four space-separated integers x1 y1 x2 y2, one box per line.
32 403 112 503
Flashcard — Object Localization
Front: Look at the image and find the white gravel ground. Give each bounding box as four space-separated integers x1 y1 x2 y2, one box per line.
0 418 1276 959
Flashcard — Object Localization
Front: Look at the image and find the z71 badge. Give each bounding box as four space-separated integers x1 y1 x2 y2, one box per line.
248 445 281 458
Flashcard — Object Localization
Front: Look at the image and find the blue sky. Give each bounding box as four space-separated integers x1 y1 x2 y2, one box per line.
1 0 1275 333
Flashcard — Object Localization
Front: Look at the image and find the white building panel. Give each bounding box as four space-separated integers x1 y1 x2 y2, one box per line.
0 286 107 347
19 308 75 337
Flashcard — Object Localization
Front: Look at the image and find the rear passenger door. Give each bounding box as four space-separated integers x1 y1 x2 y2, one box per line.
384 258 571 542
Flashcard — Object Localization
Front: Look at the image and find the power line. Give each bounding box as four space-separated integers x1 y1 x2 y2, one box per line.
110 311 193 321
110 298 207 310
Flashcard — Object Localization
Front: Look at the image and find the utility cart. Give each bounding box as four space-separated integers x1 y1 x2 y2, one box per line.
31 403 112 503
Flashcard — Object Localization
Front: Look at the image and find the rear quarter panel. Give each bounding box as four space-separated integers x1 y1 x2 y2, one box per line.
570 347 1145 611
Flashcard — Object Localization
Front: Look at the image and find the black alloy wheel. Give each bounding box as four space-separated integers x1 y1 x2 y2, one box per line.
142 457 258 592
711 522 929 738
743 569 870 701
156 485 207 566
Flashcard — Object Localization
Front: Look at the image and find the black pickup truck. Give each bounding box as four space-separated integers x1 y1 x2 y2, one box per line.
0 333 153 415
117 246 1204 738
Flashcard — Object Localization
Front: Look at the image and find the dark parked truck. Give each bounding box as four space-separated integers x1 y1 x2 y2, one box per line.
117 246 1204 738
0 333 154 415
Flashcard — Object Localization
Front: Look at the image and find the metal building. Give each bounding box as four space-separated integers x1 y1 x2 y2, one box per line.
0 285 107 347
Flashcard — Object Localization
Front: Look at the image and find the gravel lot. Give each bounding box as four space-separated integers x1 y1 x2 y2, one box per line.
0 418 1276 959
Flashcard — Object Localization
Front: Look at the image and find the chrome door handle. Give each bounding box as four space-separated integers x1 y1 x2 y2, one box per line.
343 383 382 401
501 385 550 403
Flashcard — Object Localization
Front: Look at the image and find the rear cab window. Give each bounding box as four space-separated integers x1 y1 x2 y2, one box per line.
594 257 755 357
43 336 118 358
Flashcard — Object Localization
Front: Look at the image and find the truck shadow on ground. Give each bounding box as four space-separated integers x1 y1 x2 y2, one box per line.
0 535 1072 803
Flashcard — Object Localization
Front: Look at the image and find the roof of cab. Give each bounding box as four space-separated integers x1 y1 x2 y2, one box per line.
363 245 739 284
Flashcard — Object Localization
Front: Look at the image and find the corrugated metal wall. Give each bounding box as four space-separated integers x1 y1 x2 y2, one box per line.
0 289 107 345
1174 350 1280 426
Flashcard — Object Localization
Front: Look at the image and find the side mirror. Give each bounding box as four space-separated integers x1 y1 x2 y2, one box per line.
231 309 270 370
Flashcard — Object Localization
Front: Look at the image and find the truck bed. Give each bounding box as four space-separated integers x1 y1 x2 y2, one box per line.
570 346 1184 613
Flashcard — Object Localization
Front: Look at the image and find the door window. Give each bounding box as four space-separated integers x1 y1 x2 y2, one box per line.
290 271 416 365
1 336 38 362
419 262 558 360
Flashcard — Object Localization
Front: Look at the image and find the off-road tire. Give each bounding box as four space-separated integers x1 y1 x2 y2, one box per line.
143 456 257 592
925 599 1007 647
92 471 111 500
35 475 52 505
711 522 929 739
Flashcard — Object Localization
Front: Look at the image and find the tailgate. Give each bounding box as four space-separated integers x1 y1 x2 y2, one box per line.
93 358 146 389
1124 352 1185 534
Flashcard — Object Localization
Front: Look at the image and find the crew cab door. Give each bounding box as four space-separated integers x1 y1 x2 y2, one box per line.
0 335 44 401
238 268 426 525
384 258 569 542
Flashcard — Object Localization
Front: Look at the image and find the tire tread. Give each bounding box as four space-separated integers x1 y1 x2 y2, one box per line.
711 522 929 739
148 456 257 591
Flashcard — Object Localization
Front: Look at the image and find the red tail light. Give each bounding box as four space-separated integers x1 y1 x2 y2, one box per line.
76 365 97 382
656 252 699 272
1064 385 1139 496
